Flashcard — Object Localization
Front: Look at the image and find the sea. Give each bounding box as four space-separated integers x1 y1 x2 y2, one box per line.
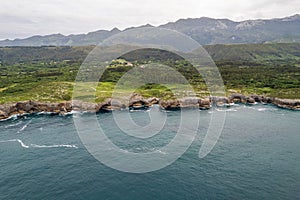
0 104 299 200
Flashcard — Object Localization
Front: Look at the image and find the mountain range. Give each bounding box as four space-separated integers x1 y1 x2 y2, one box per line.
1 14 300 46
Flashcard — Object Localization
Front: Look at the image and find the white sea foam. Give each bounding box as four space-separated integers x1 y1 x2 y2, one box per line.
0 139 78 149
129 109 147 113
215 108 237 112
0 114 18 122
69 110 81 114
16 139 30 148
37 111 53 115
0 139 29 148
257 107 278 112
131 147 167 154
30 144 78 149
0 139 17 143
156 149 167 155
17 119 32 133
247 106 278 112
257 108 268 111
1 110 76 121
4 121 22 128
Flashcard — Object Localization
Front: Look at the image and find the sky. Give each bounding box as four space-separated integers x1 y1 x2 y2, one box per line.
1 0 300 40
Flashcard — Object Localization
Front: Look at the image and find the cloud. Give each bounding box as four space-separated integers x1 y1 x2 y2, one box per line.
0 0 299 40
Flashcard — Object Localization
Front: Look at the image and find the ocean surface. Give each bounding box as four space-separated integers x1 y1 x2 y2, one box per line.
0 104 299 200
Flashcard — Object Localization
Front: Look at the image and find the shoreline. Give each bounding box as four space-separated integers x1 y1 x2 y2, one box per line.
0 94 299 120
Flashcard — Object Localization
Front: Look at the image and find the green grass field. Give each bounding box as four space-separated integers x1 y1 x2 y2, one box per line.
0 43 300 104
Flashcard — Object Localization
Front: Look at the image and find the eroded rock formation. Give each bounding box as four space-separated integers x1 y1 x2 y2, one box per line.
0 94 299 120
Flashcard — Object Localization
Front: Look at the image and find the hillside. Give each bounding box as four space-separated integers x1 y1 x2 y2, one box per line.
205 43 300 62
0 43 299 104
0 46 94 65
1 43 299 65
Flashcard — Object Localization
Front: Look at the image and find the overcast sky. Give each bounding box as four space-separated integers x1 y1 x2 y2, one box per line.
1 0 300 40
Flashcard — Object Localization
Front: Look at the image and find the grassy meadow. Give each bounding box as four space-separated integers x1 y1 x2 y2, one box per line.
0 43 300 104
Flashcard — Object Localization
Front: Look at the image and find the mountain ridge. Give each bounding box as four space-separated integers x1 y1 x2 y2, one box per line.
1 14 300 46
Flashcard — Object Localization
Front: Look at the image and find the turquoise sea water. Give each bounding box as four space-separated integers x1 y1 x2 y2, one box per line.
0 104 299 199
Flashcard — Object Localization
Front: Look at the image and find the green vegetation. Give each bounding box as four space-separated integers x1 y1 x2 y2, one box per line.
0 43 300 104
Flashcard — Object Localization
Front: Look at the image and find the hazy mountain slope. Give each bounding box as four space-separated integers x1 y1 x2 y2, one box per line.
204 43 300 62
0 46 94 64
160 15 300 44
0 28 121 46
1 15 300 46
2 14 300 46
1 43 299 65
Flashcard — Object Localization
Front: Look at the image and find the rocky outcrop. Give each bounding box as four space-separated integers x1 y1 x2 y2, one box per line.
199 98 211 110
129 94 151 109
0 103 14 119
72 100 99 112
210 96 232 106
246 97 256 104
0 101 73 120
272 98 300 110
0 94 299 120
262 97 274 104
229 94 275 104
249 94 263 103
229 93 247 103
159 97 209 110
98 99 125 112
181 97 201 108
147 97 160 105
159 99 181 110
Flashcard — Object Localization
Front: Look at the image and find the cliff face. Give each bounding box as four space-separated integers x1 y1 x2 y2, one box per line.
0 95 299 120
